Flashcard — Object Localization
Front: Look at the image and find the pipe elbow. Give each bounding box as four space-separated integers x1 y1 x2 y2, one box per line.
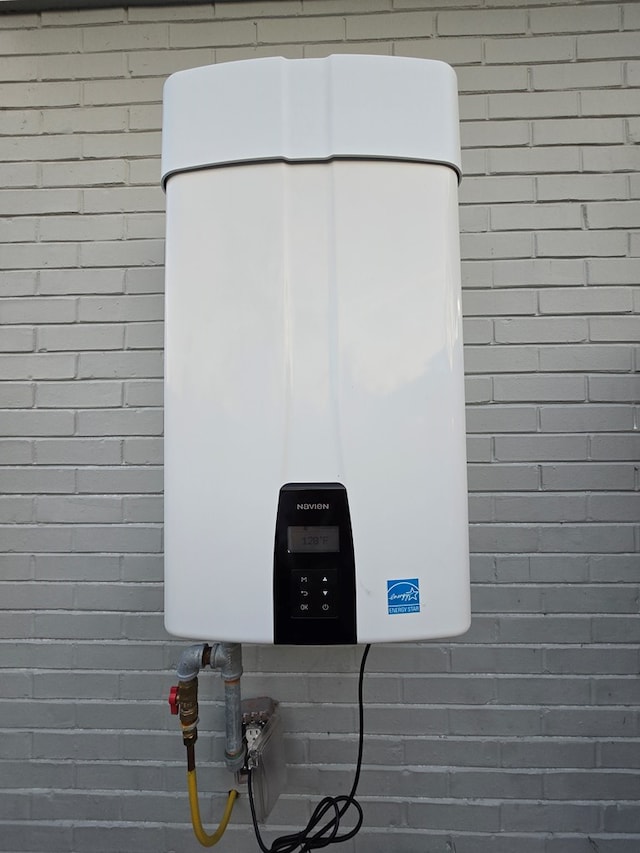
176 643 207 681
211 642 243 682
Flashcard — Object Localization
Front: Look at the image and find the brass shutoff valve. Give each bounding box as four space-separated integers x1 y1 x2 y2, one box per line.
168 679 200 749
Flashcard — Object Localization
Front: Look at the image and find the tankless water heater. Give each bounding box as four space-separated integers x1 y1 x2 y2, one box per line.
162 55 470 645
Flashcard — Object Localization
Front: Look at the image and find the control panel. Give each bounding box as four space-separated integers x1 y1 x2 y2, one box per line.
274 483 356 644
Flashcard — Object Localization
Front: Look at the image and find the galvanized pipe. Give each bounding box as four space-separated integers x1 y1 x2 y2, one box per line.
174 641 245 772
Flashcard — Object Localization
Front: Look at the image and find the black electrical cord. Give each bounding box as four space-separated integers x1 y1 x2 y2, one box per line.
248 644 372 853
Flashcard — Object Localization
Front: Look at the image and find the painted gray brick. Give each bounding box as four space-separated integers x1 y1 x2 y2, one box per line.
470 524 539 552
83 77 164 107
124 379 163 406
35 381 122 408
465 375 492 403
0 823 74 851
79 238 165 268
495 435 588 462
493 258 585 288
600 742 640 769
541 463 635 491
125 266 164 293
465 405 538 433
123 437 163 464
0 496 33 522
589 374 640 402
540 287 633 315
76 466 163 494
489 91 579 119
462 317 492 343
32 611 122 640
409 800 500 831
43 159 126 188
83 186 165 214
439 9 526 36
86 132 161 161
584 145 640 174
32 554 118 582
532 60 623 90
592 615 640 644
495 318 588 344
77 351 163 379
38 268 124 295
0 162 38 190
538 345 632 372
501 738 597 769
456 65 527 94
170 19 257 48
540 405 634 432
121 554 163 583
590 434 640 461
0 411 74 437
468 464 539 492
543 584 635 614
0 353 76 381
544 768 639 797
460 175 534 204
347 11 433 40
492 493 587 522
39 213 124 242
404 735 499 768
489 145 580 175
76 408 163 436
538 524 635 553
490 202 582 231
3 271 38 297
501 801 600 833
534 117 625 145
594 677 640 706
461 120 529 149
124 321 164 349
530 4 619 34
544 647 639 676
589 315 640 341
0 132 81 162
2 241 79 270
497 615 592 644
35 438 121 465
123 496 163 523
0 382 34 407
42 105 128 134
37 323 125 352
538 174 629 202
462 289 536 316
537 230 627 258
494 375 585 402
485 35 575 64
464 346 538 374
0 297 76 324
35 496 123 523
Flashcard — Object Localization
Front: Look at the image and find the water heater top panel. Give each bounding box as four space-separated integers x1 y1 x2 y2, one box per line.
161 54 461 187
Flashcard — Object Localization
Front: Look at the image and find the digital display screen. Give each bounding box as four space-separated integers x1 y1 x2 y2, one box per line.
287 526 340 553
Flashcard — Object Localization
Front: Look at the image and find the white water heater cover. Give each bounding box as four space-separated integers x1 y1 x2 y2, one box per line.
162 55 470 645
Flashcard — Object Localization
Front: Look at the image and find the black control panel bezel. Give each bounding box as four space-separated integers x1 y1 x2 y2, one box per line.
274 483 357 645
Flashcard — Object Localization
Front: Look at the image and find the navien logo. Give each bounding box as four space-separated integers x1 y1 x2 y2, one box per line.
297 503 330 510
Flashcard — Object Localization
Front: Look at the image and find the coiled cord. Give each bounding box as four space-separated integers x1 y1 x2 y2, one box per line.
248 644 371 852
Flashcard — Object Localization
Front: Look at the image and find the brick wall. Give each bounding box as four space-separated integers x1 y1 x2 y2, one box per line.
0 2 638 852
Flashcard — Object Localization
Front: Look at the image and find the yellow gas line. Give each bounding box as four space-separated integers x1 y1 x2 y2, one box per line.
187 769 238 847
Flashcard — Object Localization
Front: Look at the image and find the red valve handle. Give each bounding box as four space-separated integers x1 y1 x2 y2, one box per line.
168 685 179 715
